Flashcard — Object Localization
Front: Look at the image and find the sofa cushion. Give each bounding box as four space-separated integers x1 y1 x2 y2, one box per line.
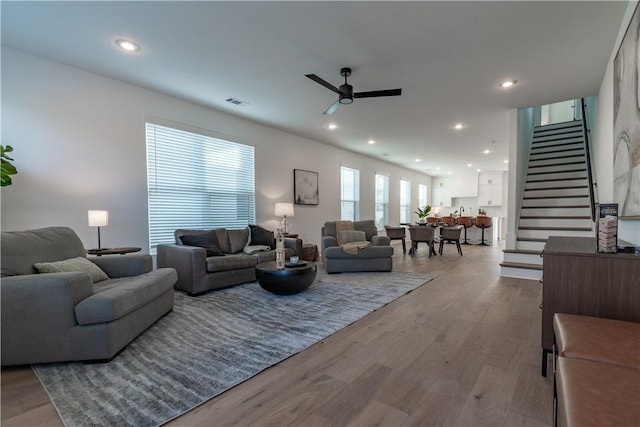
249 225 275 249
74 268 176 325
180 232 224 257
227 228 250 254
354 220 378 241
34 257 109 283
213 229 231 253
1 227 87 277
206 254 257 273
340 230 367 244
325 245 394 259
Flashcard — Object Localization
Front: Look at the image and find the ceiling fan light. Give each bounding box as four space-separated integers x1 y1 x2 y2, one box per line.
339 96 353 104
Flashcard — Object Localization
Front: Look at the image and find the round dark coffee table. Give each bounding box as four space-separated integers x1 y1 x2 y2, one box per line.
255 261 317 295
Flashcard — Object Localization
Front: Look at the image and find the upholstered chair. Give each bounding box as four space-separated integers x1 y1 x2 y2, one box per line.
384 225 406 254
408 226 435 257
439 225 463 256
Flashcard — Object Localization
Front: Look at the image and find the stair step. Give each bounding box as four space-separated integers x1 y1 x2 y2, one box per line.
522 197 590 207
531 137 584 149
524 188 589 198
520 206 591 217
530 143 585 155
519 226 591 231
500 265 543 281
523 194 588 200
519 217 592 228
528 167 586 176
503 249 542 254
525 178 589 189
528 164 587 175
516 240 547 251
520 215 591 219
526 170 588 181
502 250 543 266
530 149 585 161
529 156 586 167
517 228 593 239
500 261 543 271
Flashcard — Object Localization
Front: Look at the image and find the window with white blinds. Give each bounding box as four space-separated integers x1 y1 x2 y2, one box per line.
400 179 411 224
340 166 360 221
146 121 255 254
418 183 428 209
375 174 389 228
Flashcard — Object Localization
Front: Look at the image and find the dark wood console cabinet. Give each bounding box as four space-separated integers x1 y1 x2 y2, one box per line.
540 236 640 376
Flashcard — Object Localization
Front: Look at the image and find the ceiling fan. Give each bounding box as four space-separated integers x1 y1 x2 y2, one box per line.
305 67 402 115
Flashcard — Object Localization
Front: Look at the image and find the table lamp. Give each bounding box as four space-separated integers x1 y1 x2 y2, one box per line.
88 210 109 250
274 202 294 235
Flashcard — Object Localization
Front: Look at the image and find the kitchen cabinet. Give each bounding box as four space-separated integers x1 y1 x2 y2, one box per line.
432 177 452 208
451 173 479 198
478 171 503 206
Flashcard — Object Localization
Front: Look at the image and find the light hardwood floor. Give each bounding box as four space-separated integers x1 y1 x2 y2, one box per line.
1 241 553 426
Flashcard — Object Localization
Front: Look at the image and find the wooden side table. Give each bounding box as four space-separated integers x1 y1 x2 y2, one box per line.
87 247 141 256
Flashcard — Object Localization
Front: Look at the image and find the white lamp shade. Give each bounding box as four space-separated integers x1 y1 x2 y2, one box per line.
88 210 109 227
274 202 294 217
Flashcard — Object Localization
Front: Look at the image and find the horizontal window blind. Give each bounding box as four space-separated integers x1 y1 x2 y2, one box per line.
341 166 360 221
146 122 255 254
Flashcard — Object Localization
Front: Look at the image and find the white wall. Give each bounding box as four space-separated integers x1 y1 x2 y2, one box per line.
1 48 431 250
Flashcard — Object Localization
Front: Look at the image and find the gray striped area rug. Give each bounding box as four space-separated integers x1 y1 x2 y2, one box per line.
34 270 433 426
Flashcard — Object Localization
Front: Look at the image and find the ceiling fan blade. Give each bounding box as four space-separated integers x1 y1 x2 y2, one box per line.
323 100 340 115
354 88 402 98
305 74 341 94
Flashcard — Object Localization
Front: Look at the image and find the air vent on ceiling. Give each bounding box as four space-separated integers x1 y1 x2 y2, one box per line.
225 98 250 106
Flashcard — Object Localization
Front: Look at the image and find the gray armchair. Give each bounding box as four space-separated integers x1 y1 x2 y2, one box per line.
1 227 177 366
321 220 394 273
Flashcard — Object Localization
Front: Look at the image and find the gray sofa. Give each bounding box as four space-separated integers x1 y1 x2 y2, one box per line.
0 226 177 366
322 220 394 273
157 227 302 296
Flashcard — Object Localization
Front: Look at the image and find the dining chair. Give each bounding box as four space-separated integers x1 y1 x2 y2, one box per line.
384 225 406 254
409 226 436 257
439 225 463 256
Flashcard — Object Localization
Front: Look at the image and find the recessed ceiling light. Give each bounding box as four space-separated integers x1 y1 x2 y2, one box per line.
504 159 509 164
115 39 141 52
436 166 441 170
368 139 376 144
476 168 481 172
447 171 452 175
327 123 338 130
483 150 491 154
467 163 472 167
415 158 421 162
499 80 517 88
454 123 464 130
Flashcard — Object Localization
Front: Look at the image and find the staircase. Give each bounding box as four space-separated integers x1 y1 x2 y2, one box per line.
501 120 593 280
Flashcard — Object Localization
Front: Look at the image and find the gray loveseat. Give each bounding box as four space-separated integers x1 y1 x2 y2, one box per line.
0 226 177 366
322 220 394 273
157 227 302 296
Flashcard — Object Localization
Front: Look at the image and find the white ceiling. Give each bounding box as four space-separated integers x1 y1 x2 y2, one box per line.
1 1 628 176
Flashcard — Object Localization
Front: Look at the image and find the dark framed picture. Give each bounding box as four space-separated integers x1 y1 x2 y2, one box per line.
294 169 319 205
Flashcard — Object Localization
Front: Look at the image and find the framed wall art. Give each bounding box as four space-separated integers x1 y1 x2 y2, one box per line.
294 169 319 205
613 3 640 217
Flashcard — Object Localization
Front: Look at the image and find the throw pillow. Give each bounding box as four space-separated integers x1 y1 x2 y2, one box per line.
180 233 225 257
340 230 367 244
249 225 275 249
227 228 250 254
34 257 109 283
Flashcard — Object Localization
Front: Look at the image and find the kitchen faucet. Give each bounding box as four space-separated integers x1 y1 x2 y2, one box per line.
460 206 465 215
